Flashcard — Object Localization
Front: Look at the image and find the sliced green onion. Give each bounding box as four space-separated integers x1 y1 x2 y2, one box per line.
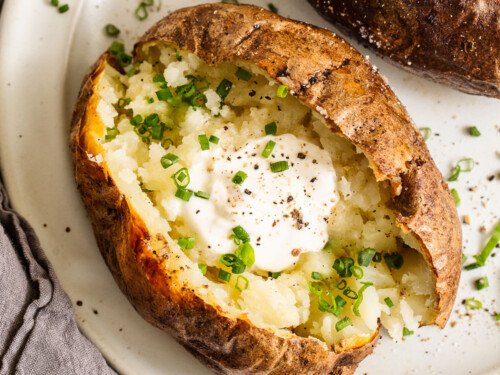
473 221 500 266
172 168 190 188
419 127 432 141
469 126 481 137
105 127 119 141
336 279 347 290
156 88 173 101
261 140 276 158
276 84 288 98
232 171 248 185
358 248 376 267
265 122 277 135
495 313 500 321
268 272 281 279
350 265 364 279
130 114 143 126
451 188 460 206
175 187 193 202
126 63 140 77
464 263 482 271
465 298 482 310
448 158 474 181
231 260 246 274
104 24 120 37
335 296 347 310
117 98 131 108
402 327 414 337
235 67 252 81
178 237 195 251
50 0 59 6
318 298 336 314
198 134 210 151
194 191 210 200
268 3 278 13
232 226 250 243
135 4 148 21
209 135 220 144
218 269 231 283
323 241 333 251
372 252 382 263
335 317 352 332
216 79 233 100
333 257 354 277
343 287 358 300
109 41 125 56
144 113 159 127
235 275 249 291
311 272 323 280
220 254 238 267
160 153 179 169
151 123 165 141
447 165 461 182
146 97 154 104
270 160 289 173
384 253 404 269
117 53 132 68
353 282 373 316
235 242 255 267
198 263 207 275
462 253 467 264
58 4 69 13
161 138 174 149
308 282 323 296
475 277 489 290
175 51 182 61
384 297 394 308
153 73 166 83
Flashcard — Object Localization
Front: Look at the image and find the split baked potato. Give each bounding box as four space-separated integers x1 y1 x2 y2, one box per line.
308 0 500 98
71 3 462 374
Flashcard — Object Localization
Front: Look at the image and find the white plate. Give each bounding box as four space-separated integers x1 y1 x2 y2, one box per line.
0 1 499 374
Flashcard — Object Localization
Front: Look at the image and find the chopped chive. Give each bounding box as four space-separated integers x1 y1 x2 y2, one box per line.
209 135 220 144
402 327 414 337
126 63 140 77
419 127 432 141
144 113 159 127
175 51 182 61
323 241 333 251
495 313 500 321
153 73 166 83
343 287 358 300
311 272 323 280
161 138 174 149
172 168 190 188
135 4 148 21
353 282 373 316
350 265 364 279
335 317 352 332
464 221 500 269
109 41 125 55
198 134 210 151
130 114 143 126
276 85 288 98
151 123 165 141
218 269 231 283
117 98 131 108
160 153 179 169
116 52 132 68
156 88 174 101
451 188 460 206
220 254 238 267
232 171 248 185
216 79 233 100
265 122 277 135
270 160 289 173
384 253 404 269
58 4 69 13
198 263 207 275
464 263 482 271
50 0 59 6
448 165 461 182
469 126 481 137
146 97 154 104
261 140 276 158
268 3 278 13
358 248 376 266
268 271 281 279
336 279 347 290
235 242 255 267
177 237 195 251
372 252 382 262
235 275 249 291
230 260 246 274
308 281 323 296
318 298 336 314
384 297 394 308
175 187 193 202
105 127 119 141
333 257 354 277
235 67 252 81
475 277 489 290
465 298 482 310
104 24 120 37
448 158 474 182
232 226 250 243
462 253 467 264
194 191 210 200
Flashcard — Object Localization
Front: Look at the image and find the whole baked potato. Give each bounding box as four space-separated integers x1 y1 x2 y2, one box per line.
71 3 461 374
308 0 500 98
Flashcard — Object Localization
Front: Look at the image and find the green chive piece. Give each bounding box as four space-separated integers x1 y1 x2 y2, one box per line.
469 126 481 137
336 279 347 290
58 4 69 13
126 63 140 77
232 226 250 243
50 0 59 6
372 252 382 263
465 298 483 310
175 51 182 61
117 98 131 108
343 287 358 300
311 272 323 280
448 158 474 181
358 248 376 266
135 4 148 21
161 138 174 149
105 127 119 141
402 327 414 337
261 140 276 158
235 242 255 267
216 79 233 100
353 282 373 316
464 263 481 271
104 24 120 37
172 168 190 188
220 254 238 267
268 3 278 13
332 257 354 277
495 313 500 321
130 114 142 126
235 67 252 81
175 187 193 202
232 171 248 185
160 153 179 169
335 317 352 332
475 277 489 290
235 275 249 291
209 135 220 144
198 134 210 151
198 263 207 275
268 272 281 279
384 297 394 308
350 265 364 279
419 127 432 141
384 253 404 269
462 253 467 264
146 97 154 104
451 188 460 206
265 122 277 135
270 160 289 173
230 260 246 274
153 73 166 83
156 88 174 101
276 85 288 98
178 237 195 251
464 221 500 269
323 241 334 251
151 123 165 141
308 281 323 296
218 269 231 283
194 191 210 200
447 165 461 182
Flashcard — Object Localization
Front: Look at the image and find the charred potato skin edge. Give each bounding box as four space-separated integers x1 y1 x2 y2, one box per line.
307 0 500 98
71 3 461 374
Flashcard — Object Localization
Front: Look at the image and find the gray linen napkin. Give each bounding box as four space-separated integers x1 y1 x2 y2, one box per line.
0 177 116 375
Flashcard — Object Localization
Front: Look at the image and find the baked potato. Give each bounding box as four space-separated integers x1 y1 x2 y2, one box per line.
70 3 461 374
308 0 500 98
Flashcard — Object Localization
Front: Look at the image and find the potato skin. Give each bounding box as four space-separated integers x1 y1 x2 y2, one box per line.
308 0 500 98
71 3 461 374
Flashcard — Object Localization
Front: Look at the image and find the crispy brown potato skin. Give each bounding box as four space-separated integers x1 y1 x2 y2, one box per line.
71 3 461 374
308 0 500 98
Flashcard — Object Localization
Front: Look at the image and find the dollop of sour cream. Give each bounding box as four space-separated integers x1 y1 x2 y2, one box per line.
174 134 338 272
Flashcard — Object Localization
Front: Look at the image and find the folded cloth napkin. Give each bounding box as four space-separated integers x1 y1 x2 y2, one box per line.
0 178 116 375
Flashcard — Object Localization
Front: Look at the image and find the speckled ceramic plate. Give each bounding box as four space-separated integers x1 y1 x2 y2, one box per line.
0 0 499 374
